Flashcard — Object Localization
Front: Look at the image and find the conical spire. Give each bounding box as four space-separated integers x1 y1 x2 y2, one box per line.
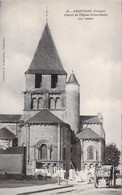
67 71 79 85
26 23 66 75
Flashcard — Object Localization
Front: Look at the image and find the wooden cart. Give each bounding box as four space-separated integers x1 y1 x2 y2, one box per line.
94 165 113 188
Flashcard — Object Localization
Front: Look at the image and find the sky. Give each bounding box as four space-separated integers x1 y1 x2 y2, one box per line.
0 0 121 148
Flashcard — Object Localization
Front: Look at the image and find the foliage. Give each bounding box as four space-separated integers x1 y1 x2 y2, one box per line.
104 143 120 167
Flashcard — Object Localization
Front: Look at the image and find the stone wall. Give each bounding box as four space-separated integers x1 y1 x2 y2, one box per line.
80 139 105 168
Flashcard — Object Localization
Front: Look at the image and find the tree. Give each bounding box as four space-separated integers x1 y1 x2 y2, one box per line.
104 143 120 168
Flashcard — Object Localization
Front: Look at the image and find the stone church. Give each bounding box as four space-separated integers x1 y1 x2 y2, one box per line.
0 23 105 175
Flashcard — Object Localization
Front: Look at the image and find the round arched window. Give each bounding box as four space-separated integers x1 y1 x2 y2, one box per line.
39 144 47 159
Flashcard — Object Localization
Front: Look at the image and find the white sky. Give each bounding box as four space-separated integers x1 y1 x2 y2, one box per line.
0 0 121 148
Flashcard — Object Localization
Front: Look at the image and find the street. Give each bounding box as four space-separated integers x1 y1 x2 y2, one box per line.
29 179 122 195
0 178 121 195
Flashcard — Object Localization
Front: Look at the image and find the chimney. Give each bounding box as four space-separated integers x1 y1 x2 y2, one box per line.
97 112 103 123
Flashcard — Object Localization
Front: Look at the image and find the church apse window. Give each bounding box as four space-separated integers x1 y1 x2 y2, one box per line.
32 98 37 110
87 147 94 160
35 74 42 88
51 74 58 88
49 97 55 109
39 144 47 160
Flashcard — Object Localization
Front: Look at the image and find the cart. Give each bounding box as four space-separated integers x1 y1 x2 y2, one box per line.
94 165 113 188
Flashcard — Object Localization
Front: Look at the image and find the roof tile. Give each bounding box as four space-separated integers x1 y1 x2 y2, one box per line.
80 115 101 124
26 23 66 75
67 72 79 85
0 128 16 139
0 114 22 123
25 109 65 124
77 127 101 139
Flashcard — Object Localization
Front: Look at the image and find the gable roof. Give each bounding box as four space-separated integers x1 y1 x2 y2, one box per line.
77 127 101 139
67 72 79 85
0 114 22 123
0 128 16 139
80 115 102 124
25 109 65 124
26 23 66 75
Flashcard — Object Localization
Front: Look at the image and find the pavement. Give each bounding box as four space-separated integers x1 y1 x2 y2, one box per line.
0 180 73 195
0 178 121 195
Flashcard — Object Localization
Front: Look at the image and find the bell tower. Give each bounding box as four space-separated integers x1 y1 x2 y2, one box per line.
23 23 67 121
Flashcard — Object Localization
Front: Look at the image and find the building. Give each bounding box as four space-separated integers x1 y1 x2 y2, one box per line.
0 22 105 175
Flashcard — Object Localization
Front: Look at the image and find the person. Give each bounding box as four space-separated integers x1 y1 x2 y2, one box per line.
60 168 66 179
65 169 69 185
57 168 61 185
87 168 92 184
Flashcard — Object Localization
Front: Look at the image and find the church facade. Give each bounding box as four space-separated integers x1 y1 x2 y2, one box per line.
0 23 105 175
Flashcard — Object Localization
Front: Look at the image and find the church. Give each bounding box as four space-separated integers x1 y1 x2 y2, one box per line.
0 22 105 175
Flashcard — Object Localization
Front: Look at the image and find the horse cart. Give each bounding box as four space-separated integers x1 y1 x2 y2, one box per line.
94 165 113 188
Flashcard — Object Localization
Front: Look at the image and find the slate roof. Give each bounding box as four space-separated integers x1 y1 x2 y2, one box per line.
25 109 65 124
77 127 101 139
0 114 22 123
80 115 102 124
26 23 67 75
67 72 79 85
0 128 16 139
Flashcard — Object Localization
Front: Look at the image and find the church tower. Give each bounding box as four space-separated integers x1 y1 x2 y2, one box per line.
66 72 80 134
23 23 67 120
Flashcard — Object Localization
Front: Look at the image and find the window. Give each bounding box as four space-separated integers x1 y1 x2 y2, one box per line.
35 74 42 88
51 74 58 88
39 144 47 159
38 98 44 109
32 98 37 109
49 98 55 109
55 97 61 109
87 148 94 160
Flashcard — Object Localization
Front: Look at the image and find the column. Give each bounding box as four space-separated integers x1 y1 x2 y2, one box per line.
98 140 102 165
26 124 30 162
94 148 96 160
81 140 84 168
17 127 21 146
58 123 61 167
48 146 50 160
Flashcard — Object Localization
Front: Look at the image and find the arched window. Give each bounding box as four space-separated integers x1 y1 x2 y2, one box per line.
55 97 61 109
38 98 44 109
39 144 47 159
32 98 37 109
49 98 55 109
87 147 94 160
